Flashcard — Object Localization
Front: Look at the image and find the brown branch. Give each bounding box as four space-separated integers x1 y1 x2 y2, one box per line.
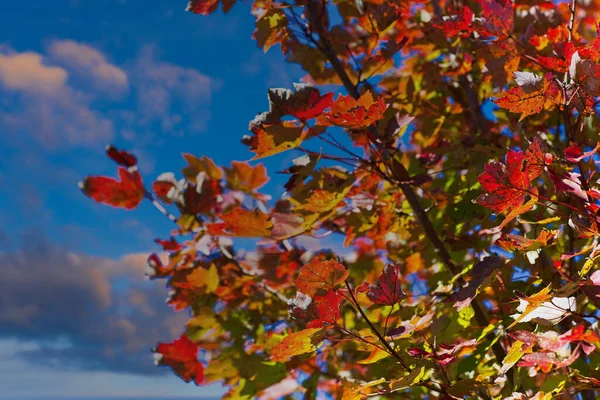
344 280 411 371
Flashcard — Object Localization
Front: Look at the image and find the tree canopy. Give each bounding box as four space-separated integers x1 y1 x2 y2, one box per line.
81 0 600 398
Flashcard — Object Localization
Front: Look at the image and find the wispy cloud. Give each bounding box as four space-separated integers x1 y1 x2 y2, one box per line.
130 45 220 135
47 39 129 96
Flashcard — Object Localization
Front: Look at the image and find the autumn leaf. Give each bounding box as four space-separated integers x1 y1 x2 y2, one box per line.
497 229 558 252
306 289 344 328
270 328 326 362
79 167 145 210
318 92 387 130
106 145 137 168
153 335 204 385
479 0 514 38
184 264 220 293
357 347 391 364
499 340 532 375
224 161 269 195
295 259 349 297
495 72 561 121
509 286 575 328
367 262 406 306
564 142 600 163
206 208 272 237
182 154 223 182
265 84 333 121
476 141 545 230
243 121 308 160
434 6 474 37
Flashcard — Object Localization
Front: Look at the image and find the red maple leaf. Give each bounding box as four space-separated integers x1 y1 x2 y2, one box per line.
154 335 204 385
306 289 344 328
79 167 145 210
367 263 406 306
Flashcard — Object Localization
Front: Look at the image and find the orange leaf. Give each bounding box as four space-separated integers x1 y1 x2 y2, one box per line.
495 73 561 121
319 92 387 129
225 161 269 194
270 328 325 362
206 208 272 237
296 259 349 296
80 167 145 210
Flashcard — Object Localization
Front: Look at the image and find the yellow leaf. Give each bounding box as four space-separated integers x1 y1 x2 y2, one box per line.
389 366 427 391
357 347 391 364
499 340 532 375
270 328 325 363
507 285 553 329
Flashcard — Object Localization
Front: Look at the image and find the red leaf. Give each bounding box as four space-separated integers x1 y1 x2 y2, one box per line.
106 145 137 168
267 84 334 121
367 263 406 306
564 142 600 162
407 348 431 358
155 237 182 252
80 167 145 210
154 335 204 385
479 0 514 38
434 6 474 37
306 289 344 328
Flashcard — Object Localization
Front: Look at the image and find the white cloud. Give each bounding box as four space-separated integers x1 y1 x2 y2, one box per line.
47 39 129 95
0 46 114 148
132 45 219 133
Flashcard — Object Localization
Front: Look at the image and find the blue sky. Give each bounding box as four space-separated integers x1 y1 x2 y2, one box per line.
0 0 305 397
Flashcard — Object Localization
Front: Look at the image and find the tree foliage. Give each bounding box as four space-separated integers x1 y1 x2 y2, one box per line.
80 0 600 398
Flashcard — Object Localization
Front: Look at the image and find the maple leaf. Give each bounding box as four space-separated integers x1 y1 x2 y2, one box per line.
181 154 223 182
206 208 272 237
224 161 269 195
476 139 546 231
265 83 334 121
306 289 344 328
495 72 561 121
367 262 406 306
106 145 137 168
270 328 326 363
295 259 349 297
318 92 387 130
434 6 474 37
569 51 600 96
243 121 308 160
497 229 558 252
479 0 514 39
153 335 204 385
476 150 532 214
79 167 145 210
